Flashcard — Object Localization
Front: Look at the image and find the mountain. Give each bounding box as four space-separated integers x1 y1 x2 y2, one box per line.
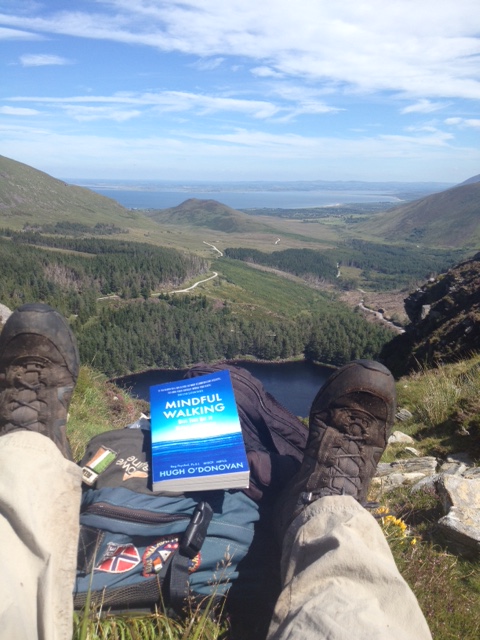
358 182 480 249
146 198 274 233
381 252 480 376
0 155 148 229
459 173 480 186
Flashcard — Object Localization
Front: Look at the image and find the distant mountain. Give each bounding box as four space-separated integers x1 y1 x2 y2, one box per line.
381 252 480 376
358 182 480 249
459 173 480 186
0 155 150 229
146 198 274 233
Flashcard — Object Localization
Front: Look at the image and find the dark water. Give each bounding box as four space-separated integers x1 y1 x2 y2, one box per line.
115 360 333 418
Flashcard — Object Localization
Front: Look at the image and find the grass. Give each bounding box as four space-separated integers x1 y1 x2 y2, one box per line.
379 488 480 639
394 355 480 460
373 356 480 638
69 359 480 639
67 365 147 460
73 599 229 640
209 257 335 317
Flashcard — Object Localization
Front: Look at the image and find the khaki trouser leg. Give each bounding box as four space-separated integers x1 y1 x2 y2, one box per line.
0 431 82 640
268 495 432 640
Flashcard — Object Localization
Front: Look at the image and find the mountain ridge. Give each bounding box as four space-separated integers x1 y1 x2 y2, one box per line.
381 251 480 375
358 181 480 249
0 154 149 229
146 197 274 233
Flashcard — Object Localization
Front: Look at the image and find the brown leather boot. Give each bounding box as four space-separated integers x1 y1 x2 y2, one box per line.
276 360 396 540
0 303 80 459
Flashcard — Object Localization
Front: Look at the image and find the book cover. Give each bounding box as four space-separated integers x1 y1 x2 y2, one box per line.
150 370 250 492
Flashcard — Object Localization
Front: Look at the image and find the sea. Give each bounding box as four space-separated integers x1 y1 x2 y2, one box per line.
69 181 408 210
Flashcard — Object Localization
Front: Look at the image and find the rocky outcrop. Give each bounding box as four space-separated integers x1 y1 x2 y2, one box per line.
436 475 480 556
0 304 12 324
373 436 480 557
381 252 480 375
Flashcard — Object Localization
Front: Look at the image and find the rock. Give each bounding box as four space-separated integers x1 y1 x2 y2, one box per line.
464 467 480 478
446 452 474 465
371 472 427 492
0 303 12 325
410 474 441 493
439 461 467 476
421 304 431 320
404 446 420 456
395 408 413 422
373 457 438 494
436 476 480 555
388 430 415 444
376 457 437 477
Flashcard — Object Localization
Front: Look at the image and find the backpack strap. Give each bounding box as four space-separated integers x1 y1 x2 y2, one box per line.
166 501 214 612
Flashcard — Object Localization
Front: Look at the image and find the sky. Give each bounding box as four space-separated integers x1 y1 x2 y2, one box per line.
1 1 480 183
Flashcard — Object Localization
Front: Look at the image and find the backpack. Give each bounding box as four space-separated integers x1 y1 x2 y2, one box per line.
74 363 308 627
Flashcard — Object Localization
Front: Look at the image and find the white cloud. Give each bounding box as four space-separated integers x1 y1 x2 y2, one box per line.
191 57 224 70
445 117 480 129
1 122 477 181
2 2 480 98
401 99 447 114
251 67 283 78
0 106 39 116
62 106 141 122
8 90 284 119
0 26 43 40
20 53 72 67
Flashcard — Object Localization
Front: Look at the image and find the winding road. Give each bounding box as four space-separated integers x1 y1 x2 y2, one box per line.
170 271 218 293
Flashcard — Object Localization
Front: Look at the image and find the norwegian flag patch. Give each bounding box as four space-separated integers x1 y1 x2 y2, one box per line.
96 543 141 574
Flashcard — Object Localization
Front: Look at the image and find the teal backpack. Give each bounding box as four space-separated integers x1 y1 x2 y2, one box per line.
74 364 308 634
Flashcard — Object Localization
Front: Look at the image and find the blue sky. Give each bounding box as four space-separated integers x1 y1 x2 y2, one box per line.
1 1 480 182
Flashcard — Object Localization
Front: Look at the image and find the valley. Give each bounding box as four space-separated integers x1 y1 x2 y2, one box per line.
0 153 476 378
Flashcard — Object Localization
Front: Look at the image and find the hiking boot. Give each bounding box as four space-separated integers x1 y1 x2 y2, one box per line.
0 303 80 459
276 360 396 540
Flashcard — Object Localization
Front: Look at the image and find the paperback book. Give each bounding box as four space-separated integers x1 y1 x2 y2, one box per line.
149 370 250 492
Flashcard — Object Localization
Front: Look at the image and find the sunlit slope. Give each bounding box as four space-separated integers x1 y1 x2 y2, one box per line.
0 154 157 232
357 182 480 249
146 198 275 233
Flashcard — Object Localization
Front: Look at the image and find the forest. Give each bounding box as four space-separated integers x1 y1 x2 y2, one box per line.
0 231 393 376
0 232 207 316
225 242 463 290
224 247 338 281
75 294 392 376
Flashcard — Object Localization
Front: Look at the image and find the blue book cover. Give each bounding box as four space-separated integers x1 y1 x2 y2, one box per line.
150 370 250 492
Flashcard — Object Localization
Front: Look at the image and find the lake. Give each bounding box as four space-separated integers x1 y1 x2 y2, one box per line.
114 360 334 418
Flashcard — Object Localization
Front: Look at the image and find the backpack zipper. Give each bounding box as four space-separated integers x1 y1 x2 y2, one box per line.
83 502 190 525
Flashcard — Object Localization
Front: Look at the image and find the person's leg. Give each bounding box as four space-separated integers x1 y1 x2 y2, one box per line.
270 360 432 640
0 431 82 640
269 496 432 640
0 303 82 640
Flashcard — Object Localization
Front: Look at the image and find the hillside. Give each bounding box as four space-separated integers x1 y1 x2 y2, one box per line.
358 182 480 249
146 198 274 233
0 154 151 230
459 173 480 186
381 251 480 376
